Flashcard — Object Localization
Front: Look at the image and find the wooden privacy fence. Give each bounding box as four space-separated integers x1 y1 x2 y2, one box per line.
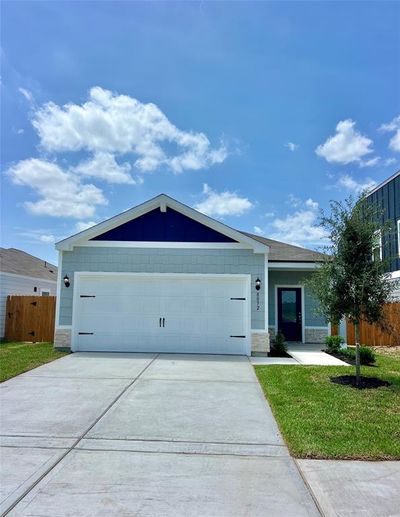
4 296 56 343
346 302 400 346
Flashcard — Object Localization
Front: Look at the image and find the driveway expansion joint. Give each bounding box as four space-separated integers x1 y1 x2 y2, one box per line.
2 353 322 517
293 458 325 517
1 354 160 516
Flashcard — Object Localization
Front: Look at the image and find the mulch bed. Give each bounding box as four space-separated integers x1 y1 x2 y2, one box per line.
324 350 377 367
268 350 292 358
330 375 391 390
326 351 352 364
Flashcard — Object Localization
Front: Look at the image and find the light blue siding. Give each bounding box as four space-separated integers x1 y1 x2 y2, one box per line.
60 247 265 329
268 270 327 327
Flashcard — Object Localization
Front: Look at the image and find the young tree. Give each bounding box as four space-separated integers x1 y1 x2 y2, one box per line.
307 194 396 386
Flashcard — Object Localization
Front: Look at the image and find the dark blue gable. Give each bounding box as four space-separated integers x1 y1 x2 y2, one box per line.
91 208 237 242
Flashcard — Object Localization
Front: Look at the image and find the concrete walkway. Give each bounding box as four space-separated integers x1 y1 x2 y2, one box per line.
0 352 319 517
288 343 349 366
297 459 400 517
251 344 348 366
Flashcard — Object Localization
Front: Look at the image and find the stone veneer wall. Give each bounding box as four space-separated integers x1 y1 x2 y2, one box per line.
251 332 270 354
54 328 72 350
269 326 328 344
304 328 329 344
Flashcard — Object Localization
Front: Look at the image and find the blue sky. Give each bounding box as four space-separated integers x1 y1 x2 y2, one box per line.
1 1 399 264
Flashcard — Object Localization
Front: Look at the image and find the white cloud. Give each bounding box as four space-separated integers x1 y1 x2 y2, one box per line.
316 119 374 165
269 197 328 247
379 115 400 152
337 174 377 194
18 229 60 245
17 128 24 135
8 159 107 218
194 184 254 217
73 152 135 184
359 156 380 168
75 221 97 232
305 198 319 210
253 226 264 235
264 211 275 218
285 142 299 152
32 86 227 173
39 234 56 243
384 157 397 167
18 87 34 104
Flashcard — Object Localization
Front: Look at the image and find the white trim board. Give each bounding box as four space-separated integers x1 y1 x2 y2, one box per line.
269 262 321 270
55 250 63 327
78 241 253 249
71 272 252 356
274 284 305 343
71 272 252 279
56 194 269 254
264 253 269 331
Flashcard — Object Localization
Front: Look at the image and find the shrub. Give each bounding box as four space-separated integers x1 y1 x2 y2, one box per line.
342 346 376 365
324 335 345 354
270 332 288 357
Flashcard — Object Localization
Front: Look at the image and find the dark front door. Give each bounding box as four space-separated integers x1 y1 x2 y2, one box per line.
277 288 302 341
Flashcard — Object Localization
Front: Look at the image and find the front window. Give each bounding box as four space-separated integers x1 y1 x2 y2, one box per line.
372 230 382 261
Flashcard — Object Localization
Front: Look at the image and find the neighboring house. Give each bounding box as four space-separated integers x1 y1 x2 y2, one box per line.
54 194 327 355
0 248 58 338
366 170 400 299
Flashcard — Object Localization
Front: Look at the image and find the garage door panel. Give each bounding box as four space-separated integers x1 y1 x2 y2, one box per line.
80 296 160 315
74 275 249 355
76 331 162 352
161 296 206 315
80 279 152 297
77 314 159 333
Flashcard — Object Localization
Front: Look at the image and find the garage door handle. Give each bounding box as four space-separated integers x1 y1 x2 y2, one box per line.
162 317 165 327
159 317 162 327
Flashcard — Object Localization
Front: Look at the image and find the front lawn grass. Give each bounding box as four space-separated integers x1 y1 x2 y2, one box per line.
0 342 68 382
255 353 400 460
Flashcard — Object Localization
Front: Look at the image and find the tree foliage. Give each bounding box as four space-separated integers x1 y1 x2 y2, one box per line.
307 195 395 329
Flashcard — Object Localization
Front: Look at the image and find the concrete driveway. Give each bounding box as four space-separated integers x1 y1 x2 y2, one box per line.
0 352 320 516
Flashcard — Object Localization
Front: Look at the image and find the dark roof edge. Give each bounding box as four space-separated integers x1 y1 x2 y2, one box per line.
366 170 400 197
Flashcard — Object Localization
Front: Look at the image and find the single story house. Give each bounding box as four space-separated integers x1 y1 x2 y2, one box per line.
0 248 58 338
54 194 328 355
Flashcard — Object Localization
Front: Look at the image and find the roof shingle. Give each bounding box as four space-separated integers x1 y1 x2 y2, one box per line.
240 232 327 262
0 248 58 281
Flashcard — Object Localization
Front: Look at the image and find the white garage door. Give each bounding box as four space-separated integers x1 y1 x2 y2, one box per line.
72 274 250 355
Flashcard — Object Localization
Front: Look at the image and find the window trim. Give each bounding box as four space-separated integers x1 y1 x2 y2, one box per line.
372 230 382 261
397 220 400 257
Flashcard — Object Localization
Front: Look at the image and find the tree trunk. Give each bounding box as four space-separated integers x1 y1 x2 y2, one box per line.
355 322 361 387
